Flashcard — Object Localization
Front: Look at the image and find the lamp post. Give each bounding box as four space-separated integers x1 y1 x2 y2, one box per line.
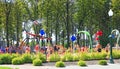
108 9 114 64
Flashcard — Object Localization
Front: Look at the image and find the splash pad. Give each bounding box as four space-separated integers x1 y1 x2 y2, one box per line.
77 31 93 52
111 29 120 49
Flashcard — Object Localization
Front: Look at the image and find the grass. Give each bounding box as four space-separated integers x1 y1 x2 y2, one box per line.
0 66 12 69
0 66 19 69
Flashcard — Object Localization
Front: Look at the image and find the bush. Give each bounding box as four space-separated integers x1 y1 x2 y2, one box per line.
33 59 42 66
12 57 24 65
98 60 107 65
73 54 79 61
65 53 73 61
48 53 60 62
112 50 120 59
90 52 107 60
79 53 91 61
61 52 74 61
22 53 32 63
60 56 66 61
0 54 12 64
55 61 65 67
36 53 46 63
78 60 87 67
11 54 20 59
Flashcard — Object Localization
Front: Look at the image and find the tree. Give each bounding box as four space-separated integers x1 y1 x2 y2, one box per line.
3 0 13 47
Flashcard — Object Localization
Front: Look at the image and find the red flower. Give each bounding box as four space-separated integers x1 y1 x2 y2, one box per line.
99 30 103 36
96 30 103 36
95 37 99 40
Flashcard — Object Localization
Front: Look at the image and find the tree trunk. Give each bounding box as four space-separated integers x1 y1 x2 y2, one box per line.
55 13 58 45
6 14 9 47
66 0 70 48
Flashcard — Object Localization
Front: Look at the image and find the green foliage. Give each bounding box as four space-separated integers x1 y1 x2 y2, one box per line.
22 53 32 63
90 52 107 60
11 54 20 59
36 53 46 63
112 50 120 59
48 53 60 62
61 52 74 61
0 0 120 47
98 60 107 65
60 56 66 62
73 54 79 61
12 57 24 65
64 43 68 48
78 60 87 67
79 53 91 61
0 54 12 64
0 66 12 69
55 61 65 67
33 59 42 66
64 52 74 61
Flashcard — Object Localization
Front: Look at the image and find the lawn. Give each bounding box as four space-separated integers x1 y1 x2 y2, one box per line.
0 66 13 69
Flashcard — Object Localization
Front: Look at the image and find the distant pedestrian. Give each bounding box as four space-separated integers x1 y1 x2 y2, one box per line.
105 43 110 52
34 44 40 54
25 45 30 53
96 42 102 52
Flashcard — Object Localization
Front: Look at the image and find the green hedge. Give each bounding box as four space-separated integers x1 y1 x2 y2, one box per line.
0 54 12 64
11 54 20 59
78 60 87 66
64 52 74 61
33 59 42 66
36 53 46 63
73 54 79 61
98 60 107 65
90 52 107 60
22 53 32 63
112 50 120 59
55 61 65 67
12 57 24 65
79 53 91 61
48 53 60 62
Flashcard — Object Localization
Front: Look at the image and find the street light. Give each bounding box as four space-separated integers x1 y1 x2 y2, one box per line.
108 9 113 17
108 9 114 64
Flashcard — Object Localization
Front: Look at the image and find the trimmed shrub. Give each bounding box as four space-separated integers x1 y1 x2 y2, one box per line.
60 56 66 61
33 59 42 66
112 50 120 59
12 57 24 65
78 60 87 67
73 54 79 61
98 60 107 65
55 61 65 67
37 53 46 63
48 53 60 62
61 52 74 61
0 54 12 64
65 53 73 61
11 54 20 59
79 53 91 61
90 52 107 60
22 53 32 63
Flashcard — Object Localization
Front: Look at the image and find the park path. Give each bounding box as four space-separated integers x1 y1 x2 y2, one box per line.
0 59 120 69
1 63 120 69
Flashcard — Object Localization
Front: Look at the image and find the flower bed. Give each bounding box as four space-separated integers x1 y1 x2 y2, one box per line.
0 49 120 65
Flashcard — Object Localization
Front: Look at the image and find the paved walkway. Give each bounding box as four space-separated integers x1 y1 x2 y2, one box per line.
0 63 120 69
